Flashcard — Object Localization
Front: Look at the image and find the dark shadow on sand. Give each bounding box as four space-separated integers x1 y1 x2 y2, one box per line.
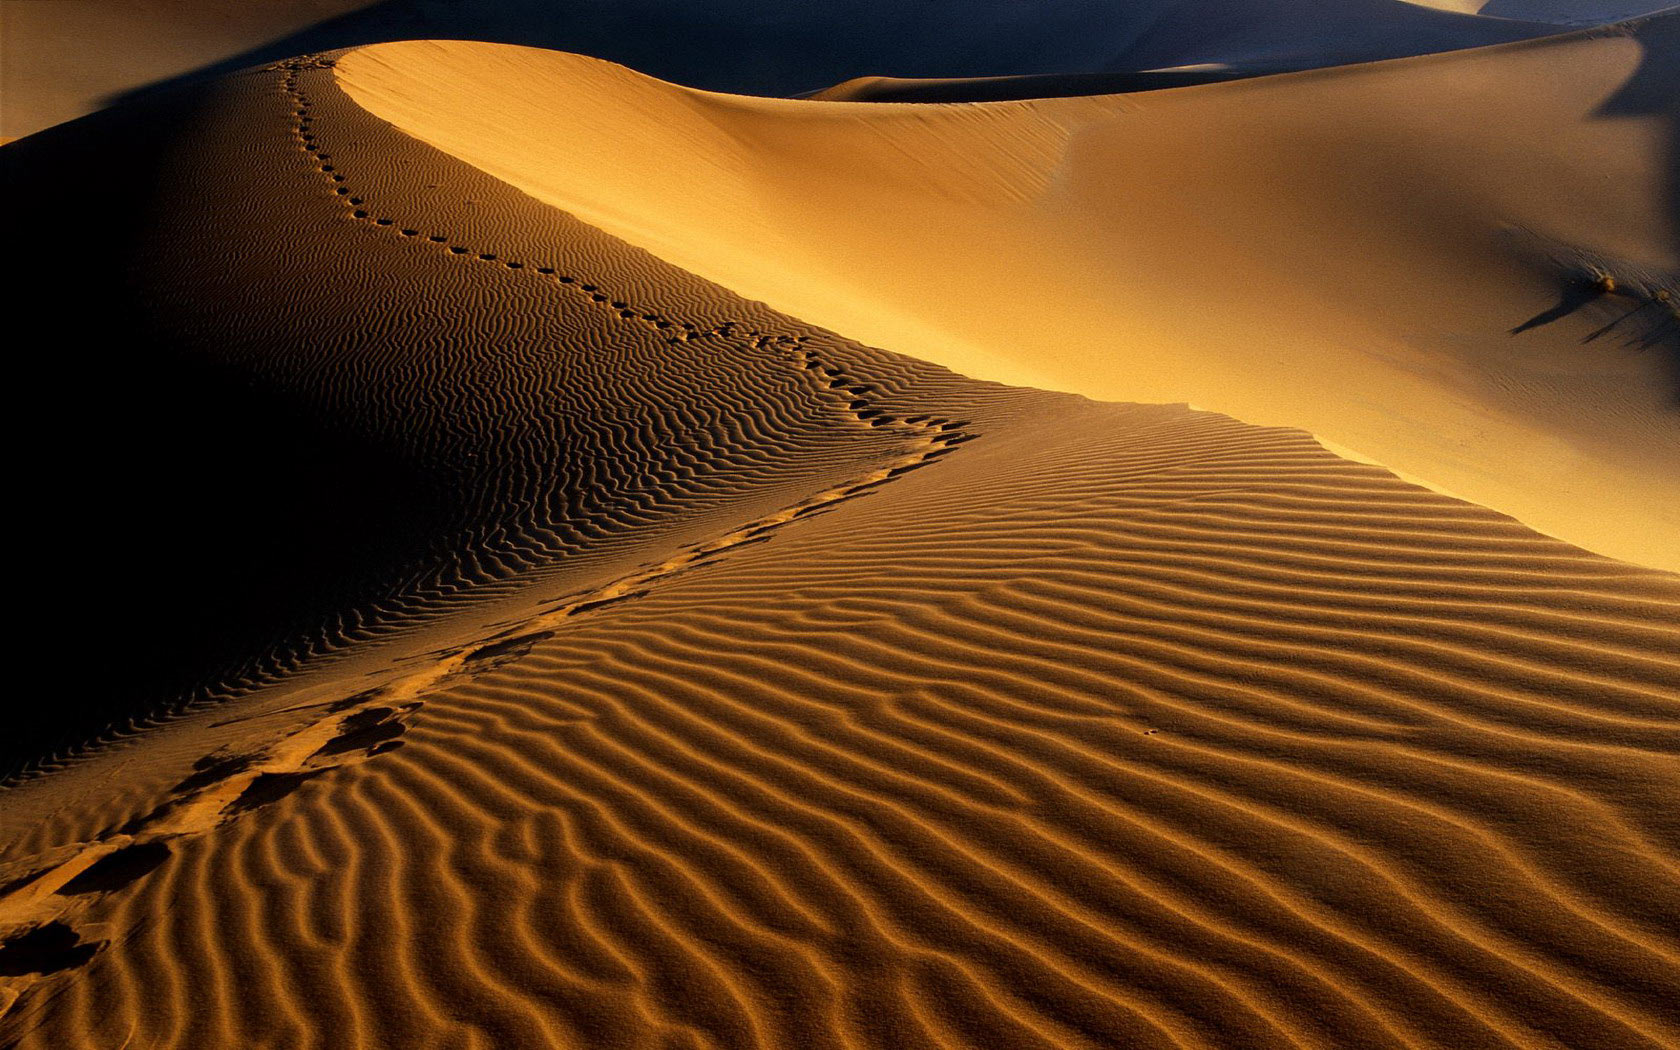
1511 280 1606 334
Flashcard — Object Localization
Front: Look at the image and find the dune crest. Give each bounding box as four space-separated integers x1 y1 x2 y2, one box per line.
340 19 1680 571
2 0 1619 139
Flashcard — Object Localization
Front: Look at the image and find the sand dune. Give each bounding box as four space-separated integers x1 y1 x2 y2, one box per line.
0 0 374 139
0 55 921 772
7 0 1659 139
338 16 1680 571
1478 0 1677 19
1 37 1678 1049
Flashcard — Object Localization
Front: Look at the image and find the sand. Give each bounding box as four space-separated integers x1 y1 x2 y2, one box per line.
1 11 1677 1050
6 0 1663 140
0 0 374 139
335 16 1680 572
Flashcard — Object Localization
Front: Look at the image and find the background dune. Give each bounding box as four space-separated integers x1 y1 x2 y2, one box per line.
5 0 1668 139
337 16 1680 571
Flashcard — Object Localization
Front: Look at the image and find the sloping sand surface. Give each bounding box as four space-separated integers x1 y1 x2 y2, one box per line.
2 48 1678 1050
0 0 375 138
9 385 1680 1048
0 56 916 772
338 18 1680 571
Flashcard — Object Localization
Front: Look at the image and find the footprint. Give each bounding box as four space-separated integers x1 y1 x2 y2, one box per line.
56 842 171 897
0 868 50 900
0 922 100 977
309 704 419 760
171 751 259 794
225 771 326 815
464 631 555 665
566 591 648 617
327 689 384 713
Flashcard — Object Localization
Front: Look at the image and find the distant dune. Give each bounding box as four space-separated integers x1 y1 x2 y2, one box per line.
1 4 1677 1049
3 0 1667 138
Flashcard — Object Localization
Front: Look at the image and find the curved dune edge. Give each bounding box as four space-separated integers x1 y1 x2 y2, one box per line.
337 22 1680 572
2 52 1678 1050
0 0 1626 140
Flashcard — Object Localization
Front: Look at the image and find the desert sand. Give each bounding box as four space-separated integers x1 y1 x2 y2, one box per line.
336 16 1680 571
1 4 1677 1050
3 0 1668 140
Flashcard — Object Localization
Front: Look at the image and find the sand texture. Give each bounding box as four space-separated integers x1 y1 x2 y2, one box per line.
2 40 1678 1048
335 16 1680 571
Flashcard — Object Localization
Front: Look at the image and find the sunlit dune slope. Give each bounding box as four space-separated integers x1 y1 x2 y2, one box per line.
807 69 1251 103
2 49 1679 1050
339 16 1680 571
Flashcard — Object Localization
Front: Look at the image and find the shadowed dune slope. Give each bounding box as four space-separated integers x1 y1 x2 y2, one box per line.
339 17 1680 571
1480 0 1678 19
0 57 921 774
1 0 1617 139
2 51 1679 1050
807 69 1253 104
